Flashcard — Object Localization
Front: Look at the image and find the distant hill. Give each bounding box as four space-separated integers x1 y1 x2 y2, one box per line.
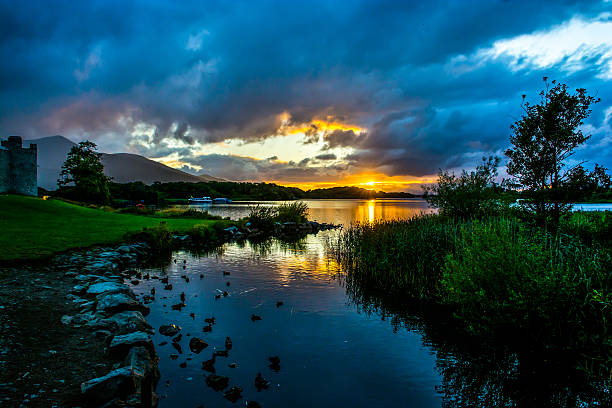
24 135 222 190
101 153 223 184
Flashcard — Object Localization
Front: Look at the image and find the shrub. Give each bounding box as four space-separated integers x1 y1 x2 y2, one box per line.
276 201 309 223
423 156 507 218
442 218 612 374
247 205 278 230
188 224 220 246
125 223 174 252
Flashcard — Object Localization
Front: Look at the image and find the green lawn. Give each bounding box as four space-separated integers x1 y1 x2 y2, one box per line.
0 195 221 261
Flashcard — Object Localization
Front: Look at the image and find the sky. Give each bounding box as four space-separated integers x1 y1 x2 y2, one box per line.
1 0 612 192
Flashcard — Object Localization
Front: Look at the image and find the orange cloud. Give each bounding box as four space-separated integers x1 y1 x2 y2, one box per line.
273 172 437 193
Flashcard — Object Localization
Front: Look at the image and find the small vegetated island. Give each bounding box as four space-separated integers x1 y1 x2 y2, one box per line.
332 80 612 388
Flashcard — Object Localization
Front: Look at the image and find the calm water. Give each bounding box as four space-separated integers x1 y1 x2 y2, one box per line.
179 198 435 224
131 199 609 407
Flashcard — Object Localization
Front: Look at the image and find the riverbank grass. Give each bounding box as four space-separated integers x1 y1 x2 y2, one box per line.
0 195 225 261
332 213 612 376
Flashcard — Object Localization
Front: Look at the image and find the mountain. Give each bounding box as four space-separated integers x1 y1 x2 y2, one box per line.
101 153 223 184
24 135 222 190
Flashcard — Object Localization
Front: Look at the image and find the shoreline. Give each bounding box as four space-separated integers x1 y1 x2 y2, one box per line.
0 222 338 407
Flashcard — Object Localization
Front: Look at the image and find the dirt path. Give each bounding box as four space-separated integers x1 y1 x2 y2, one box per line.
0 263 112 407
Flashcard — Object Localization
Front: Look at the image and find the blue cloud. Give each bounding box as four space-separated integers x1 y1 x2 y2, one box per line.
0 0 610 179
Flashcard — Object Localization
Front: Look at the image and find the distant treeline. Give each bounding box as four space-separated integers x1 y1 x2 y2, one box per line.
109 181 417 204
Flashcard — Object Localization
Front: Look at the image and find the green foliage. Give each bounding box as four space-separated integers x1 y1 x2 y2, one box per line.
505 79 601 225
441 217 612 374
333 213 612 376
247 205 278 230
276 201 309 223
57 141 111 205
246 201 310 229
187 224 221 246
332 215 460 299
564 164 612 202
423 156 506 218
125 223 174 252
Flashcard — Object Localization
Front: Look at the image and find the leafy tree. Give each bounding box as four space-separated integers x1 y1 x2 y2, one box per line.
564 164 612 201
423 156 504 218
505 79 600 225
58 141 111 204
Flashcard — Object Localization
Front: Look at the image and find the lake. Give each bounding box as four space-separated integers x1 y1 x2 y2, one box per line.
131 199 609 407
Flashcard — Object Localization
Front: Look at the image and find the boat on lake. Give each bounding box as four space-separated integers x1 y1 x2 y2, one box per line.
188 196 212 203
188 197 232 204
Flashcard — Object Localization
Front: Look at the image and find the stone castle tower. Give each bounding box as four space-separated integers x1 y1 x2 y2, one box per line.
0 136 38 196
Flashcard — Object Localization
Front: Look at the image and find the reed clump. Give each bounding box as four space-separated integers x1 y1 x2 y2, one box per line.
332 213 612 376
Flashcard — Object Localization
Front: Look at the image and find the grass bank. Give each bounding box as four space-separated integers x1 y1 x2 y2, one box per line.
331 212 612 376
0 195 228 262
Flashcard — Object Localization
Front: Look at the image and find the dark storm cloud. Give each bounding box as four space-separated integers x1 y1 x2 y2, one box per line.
182 154 343 183
1 0 611 178
315 153 337 161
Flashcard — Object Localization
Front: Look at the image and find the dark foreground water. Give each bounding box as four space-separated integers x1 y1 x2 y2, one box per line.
131 199 610 407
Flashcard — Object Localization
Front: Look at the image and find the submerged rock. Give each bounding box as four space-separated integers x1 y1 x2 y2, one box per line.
171 302 186 311
201 356 216 373
205 374 229 391
189 337 208 354
224 386 243 402
269 356 280 372
255 373 270 391
251 314 262 322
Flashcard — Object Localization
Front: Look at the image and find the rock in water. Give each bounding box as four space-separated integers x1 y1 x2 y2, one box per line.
205 374 229 391
189 337 208 354
225 336 232 350
224 386 243 402
171 302 186 311
158 324 181 336
254 373 270 391
251 314 262 322
268 356 280 372
202 356 216 373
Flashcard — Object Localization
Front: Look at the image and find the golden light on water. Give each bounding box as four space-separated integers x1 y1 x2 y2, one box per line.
368 200 374 222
